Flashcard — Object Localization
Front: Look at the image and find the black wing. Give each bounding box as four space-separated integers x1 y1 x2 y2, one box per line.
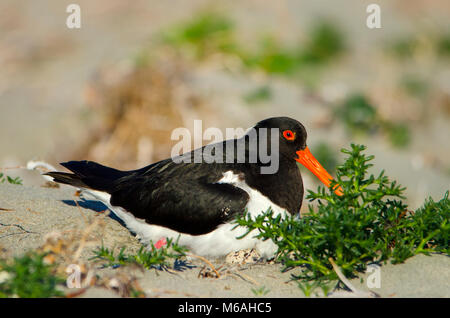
109 159 250 235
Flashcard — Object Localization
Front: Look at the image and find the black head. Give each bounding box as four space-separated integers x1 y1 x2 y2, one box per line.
253 116 308 161
252 116 343 195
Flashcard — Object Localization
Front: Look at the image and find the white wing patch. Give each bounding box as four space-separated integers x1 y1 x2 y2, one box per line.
217 170 288 219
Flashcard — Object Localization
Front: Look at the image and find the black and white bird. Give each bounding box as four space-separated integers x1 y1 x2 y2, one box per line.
46 117 341 258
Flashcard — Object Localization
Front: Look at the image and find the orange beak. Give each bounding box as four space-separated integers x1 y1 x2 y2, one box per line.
296 147 344 196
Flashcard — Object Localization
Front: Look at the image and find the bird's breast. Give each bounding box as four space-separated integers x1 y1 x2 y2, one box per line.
216 170 289 218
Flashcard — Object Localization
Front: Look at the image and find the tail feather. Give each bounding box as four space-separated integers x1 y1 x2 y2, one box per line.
45 160 130 192
45 172 88 188
60 161 128 179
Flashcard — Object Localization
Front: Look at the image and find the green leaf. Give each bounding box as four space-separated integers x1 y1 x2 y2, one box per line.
234 143 449 288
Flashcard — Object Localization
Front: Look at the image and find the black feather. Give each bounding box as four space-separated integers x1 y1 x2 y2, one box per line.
60 160 129 180
46 160 132 191
45 172 87 188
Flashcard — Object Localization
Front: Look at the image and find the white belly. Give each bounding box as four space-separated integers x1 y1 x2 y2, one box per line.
81 171 287 258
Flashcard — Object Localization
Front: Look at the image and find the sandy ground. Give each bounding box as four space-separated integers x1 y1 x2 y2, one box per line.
0 182 448 298
0 0 449 299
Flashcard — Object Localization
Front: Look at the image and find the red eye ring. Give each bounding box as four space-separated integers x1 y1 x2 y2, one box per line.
283 130 295 141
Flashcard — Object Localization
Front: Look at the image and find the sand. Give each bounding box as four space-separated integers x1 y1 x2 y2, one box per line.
0 182 448 298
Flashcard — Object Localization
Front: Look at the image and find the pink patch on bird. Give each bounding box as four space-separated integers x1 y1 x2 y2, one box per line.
154 237 167 249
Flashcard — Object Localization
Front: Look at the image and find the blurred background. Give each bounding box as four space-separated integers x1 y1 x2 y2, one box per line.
0 0 449 210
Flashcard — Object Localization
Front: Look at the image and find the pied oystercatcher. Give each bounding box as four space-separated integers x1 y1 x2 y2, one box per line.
46 117 341 258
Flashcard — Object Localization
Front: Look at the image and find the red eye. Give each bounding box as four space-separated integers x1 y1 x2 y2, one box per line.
283 130 295 141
